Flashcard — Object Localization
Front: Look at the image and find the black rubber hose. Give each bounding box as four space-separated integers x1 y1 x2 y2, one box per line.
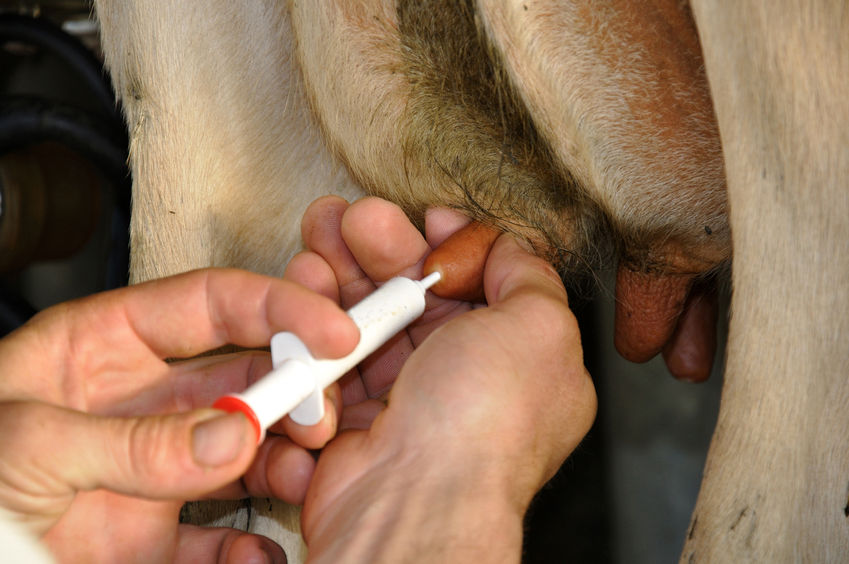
0 13 117 119
0 96 130 211
0 96 131 290
0 15 132 329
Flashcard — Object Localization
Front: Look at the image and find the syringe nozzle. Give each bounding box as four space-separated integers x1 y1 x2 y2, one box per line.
420 271 441 290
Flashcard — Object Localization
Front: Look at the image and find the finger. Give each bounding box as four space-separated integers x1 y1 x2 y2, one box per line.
176 524 285 564
338 370 369 405
198 431 323 502
0 402 257 504
103 351 272 417
275 387 340 449
483 234 568 307
126 269 359 360
213 388 341 501
424 207 472 247
339 198 432 396
24 269 359 370
293 197 404 397
480 234 596 474
239 435 318 505
340 197 431 283
283 250 342 304
339 400 385 431
301 196 373 307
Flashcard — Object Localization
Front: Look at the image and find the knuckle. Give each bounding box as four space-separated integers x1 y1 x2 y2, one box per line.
119 415 174 489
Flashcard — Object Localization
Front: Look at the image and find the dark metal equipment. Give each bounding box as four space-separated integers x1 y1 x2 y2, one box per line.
0 5 130 336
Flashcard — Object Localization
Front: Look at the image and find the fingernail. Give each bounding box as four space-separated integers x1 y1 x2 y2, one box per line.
191 412 248 467
326 385 341 416
261 538 286 564
512 235 535 253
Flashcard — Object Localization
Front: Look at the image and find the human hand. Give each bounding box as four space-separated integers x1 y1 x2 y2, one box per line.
0 269 359 562
284 196 598 562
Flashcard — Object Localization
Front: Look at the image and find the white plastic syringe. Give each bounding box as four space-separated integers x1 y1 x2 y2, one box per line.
213 272 441 443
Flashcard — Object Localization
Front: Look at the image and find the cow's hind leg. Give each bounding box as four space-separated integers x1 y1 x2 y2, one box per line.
94 1 363 561
683 2 849 561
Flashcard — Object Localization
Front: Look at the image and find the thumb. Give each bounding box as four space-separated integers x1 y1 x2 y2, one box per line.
483 234 567 306
0 402 256 504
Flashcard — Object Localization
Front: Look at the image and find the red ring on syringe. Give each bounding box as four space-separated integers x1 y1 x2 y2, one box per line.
213 395 263 443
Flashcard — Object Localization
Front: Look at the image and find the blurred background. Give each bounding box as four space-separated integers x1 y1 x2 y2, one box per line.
0 0 128 329
0 2 725 562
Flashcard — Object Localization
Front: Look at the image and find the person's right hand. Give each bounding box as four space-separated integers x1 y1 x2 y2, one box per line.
0 268 358 563
286 196 598 562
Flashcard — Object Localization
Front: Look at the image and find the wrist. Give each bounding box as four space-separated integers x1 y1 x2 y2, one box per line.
305 446 526 563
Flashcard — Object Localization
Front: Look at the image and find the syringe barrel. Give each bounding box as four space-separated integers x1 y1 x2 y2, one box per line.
233 359 314 431
308 276 428 389
214 276 432 441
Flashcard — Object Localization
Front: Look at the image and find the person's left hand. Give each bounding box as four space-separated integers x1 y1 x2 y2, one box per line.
0 269 359 562
285 196 597 561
